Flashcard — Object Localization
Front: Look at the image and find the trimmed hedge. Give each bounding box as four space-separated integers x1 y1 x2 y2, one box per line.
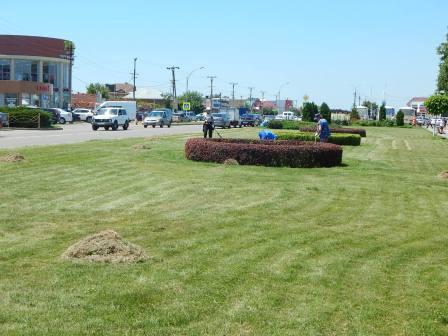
0 107 52 128
299 127 367 138
267 120 316 130
277 132 361 146
185 138 343 168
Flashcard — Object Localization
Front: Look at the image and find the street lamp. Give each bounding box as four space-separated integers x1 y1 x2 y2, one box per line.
186 66 205 92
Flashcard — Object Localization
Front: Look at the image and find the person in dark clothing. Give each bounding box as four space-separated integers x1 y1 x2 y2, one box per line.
203 110 214 138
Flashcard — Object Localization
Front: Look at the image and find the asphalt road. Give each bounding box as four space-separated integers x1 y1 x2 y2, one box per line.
0 122 203 149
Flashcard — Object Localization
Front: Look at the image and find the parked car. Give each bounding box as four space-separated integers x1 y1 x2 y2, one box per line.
44 108 73 124
91 107 130 131
172 111 189 122
143 109 172 128
196 113 205 121
263 115 275 122
0 112 9 127
212 112 231 128
72 108 93 122
241 114 260 127
274 114 283 120
185 111 197 121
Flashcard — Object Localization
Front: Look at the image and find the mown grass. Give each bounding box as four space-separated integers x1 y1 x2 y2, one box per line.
1 127 448 335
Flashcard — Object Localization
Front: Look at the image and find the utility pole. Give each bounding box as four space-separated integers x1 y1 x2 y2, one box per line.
358 96 361 106
229 82 238 106
260 91 265 114
133 58 137 100
67 42 75 110
207 75 217 99
353 89 357 108
248 87 254 112
167 66 180 110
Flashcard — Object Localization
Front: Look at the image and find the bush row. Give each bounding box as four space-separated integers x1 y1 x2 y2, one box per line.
0 107 52 128
267 120 316 129
185 138 343 168
299 127 367 138
277 132 361 146
352 120 412 128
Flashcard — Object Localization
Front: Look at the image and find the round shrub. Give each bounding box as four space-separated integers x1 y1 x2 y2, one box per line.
185 138 343 168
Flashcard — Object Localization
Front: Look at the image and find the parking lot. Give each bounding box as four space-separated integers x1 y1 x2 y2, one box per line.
0 122 203 149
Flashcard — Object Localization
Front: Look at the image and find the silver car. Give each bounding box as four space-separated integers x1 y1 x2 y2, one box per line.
212 113 231 128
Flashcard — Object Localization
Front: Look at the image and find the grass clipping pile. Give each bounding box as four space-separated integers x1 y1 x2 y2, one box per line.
0 153 25 163
62 230 148 264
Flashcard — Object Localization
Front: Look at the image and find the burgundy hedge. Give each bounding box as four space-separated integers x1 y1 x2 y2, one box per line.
300 127 367 137
185 138 343 168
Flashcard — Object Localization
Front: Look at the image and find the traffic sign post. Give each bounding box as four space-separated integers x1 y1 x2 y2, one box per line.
182 102 191 111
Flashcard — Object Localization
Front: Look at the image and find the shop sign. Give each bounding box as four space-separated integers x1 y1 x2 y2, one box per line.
37 84 53 94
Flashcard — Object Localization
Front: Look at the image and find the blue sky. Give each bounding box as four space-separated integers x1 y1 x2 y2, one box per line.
0 0 447 108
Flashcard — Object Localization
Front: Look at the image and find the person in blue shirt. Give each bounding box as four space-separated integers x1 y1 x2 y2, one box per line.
316 113 331 142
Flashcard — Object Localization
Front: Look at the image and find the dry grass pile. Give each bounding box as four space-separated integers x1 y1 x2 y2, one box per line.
439 171 448 179
62 230 148 263
223 158 239 165
0 153 25 163
132 143 151 150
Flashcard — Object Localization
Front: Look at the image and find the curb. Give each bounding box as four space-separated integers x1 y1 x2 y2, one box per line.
1 127 63 131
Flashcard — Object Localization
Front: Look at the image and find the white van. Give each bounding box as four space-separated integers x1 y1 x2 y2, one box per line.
95 101 137 121
282 111 294 120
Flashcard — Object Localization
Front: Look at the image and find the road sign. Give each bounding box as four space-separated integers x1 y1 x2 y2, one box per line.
182 102 191 111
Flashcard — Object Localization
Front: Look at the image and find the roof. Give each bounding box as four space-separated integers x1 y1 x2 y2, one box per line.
407 97 428 106
123 87 163 100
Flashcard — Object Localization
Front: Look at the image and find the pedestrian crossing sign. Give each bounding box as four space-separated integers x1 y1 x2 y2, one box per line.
182 102 191 111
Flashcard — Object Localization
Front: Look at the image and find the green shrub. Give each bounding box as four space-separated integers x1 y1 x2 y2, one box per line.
0 107 52 128
277 132 361 146
267 120 283 129
396 111 404 126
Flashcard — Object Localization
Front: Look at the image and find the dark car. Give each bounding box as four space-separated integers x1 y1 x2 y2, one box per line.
136 111 147 122
241 114 261 127
43 108 60 124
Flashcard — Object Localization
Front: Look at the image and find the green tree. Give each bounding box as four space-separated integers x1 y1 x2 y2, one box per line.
178 91 205 114
350 107 360 120
396 110 404 126
437 29 448 93
161 92 173 109
86 83 109 99
302 102 319 122
261 107 276 115
425 95 448 116
320 102 331 122
379 102 387 121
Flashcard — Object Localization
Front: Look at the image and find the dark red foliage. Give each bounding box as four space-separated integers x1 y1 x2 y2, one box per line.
185 138 343 168
300 127 367 137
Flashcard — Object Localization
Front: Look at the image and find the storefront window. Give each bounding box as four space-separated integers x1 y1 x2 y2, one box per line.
0 59 11 80
32 94 39 106
43 62 58 86
5 94 18 107
21 93 31 106
15 60 39 81
63 63 69 89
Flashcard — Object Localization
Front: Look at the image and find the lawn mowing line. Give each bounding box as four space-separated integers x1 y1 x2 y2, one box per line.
392 140 398 150
404 140 412 151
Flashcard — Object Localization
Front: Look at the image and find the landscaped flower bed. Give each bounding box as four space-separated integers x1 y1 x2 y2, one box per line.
185 138 343 168
276 132 361 146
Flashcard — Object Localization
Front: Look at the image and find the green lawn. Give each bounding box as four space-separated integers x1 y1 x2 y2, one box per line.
1 127 448 335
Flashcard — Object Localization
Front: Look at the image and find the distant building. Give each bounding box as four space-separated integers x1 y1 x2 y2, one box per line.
0 35 74 108
123 87 164 109
71 92 99 109
106 82 134 99
407 97 428 115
